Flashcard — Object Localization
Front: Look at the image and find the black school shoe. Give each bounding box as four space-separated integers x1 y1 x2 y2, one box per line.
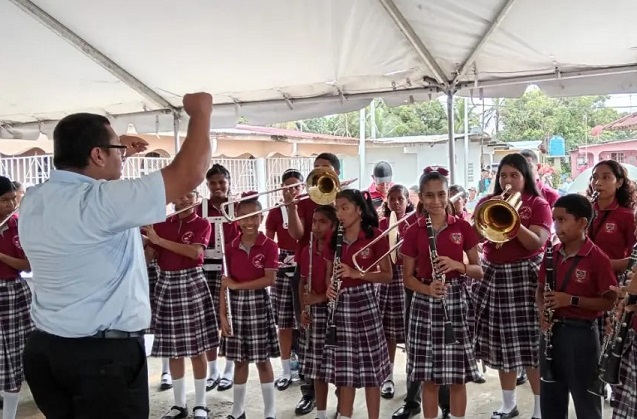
391 401 421 419
162 406 188 419
491 406 519 419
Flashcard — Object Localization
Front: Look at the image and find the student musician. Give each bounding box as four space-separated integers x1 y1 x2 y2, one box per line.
197 164 240 392
219 193 280 419
472 153 552 419
449 184 470 221
323 189 392 419
298 205 338 419
144 191 218 419
266 169 304 391
377 184 416 399
520 149 560 208
285 152 341 415
537 194 617 419
0 177 32 419
609 272 637 419
401 168 483 419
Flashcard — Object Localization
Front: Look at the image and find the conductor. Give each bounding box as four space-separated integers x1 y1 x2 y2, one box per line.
18 93 213 418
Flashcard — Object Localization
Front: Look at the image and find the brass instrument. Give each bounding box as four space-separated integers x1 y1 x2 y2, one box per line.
474 184 522 245
218 224 234 337
351 192 464 273
0 207 19 229
325 223 344 348
219 169 357 222
165 200 202 219
541 241 557 383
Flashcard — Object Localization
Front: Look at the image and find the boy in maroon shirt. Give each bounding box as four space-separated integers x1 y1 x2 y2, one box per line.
537 194 617 419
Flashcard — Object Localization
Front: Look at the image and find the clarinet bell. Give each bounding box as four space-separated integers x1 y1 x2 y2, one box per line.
325 325 337 348
540 362 557 383
600 354 622 386
443 321 458 345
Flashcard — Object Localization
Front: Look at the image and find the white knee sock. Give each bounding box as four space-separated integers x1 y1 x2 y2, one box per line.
261 382 276 418
499 389 516 413
532 394 541 418
450 416 465 419
223 359 235 380
194 378 207 407
1 391 20 419
281 358 291 379
208 360 219 379
316 411 327 419
162 357 171 374
231 383 247 418
172 378 186 407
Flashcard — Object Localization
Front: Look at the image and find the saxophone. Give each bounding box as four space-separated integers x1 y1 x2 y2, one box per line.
325 223 344 348
540 241 556 383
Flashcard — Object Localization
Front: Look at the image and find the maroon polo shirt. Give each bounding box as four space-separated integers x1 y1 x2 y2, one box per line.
298 238 328 294
0 215 25 279
588 199 636 262
538 238 617 320
226 232 279 283
265 206 297 252
401 215 479 280
151 212 211 271
323 227 390 288
476 193 552 264
293 196 320 261
537 180 560 208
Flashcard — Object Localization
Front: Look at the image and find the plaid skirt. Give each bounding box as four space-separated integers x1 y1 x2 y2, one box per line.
298 303 328 380
473 255 542 371
151 267 219 358
204 269 222 316
219 288 280 363
271 249 296 329
0 278 34 392
377 264 406 343
612 331 637 419
407 277 480 385
322 283 391 388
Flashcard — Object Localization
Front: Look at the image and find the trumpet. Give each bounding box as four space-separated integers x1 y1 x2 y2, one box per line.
219 168 357 222
351 192 464 273
474 184 522 245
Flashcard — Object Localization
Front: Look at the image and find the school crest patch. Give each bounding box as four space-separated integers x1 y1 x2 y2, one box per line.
574 268 587 283
358 248 372 259
518 206 532 220
450 233 462 244
181 231 194 244
604 222 616 233
12 235 21 250
253 254 265 268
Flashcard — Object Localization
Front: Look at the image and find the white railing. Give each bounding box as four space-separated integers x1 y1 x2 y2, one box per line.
0 155 311 203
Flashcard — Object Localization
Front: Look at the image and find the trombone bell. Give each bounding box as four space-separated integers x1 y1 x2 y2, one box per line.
306 168 341 205
474 185 522 244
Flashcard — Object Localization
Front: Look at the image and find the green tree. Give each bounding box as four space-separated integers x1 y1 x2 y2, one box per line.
498 90 623 150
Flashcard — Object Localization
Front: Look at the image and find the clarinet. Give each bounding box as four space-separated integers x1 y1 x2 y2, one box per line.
600 244 637 385
540 242 557 383
303 232 314 351
325 224 344 348
219 225 233 336
424 214 458 345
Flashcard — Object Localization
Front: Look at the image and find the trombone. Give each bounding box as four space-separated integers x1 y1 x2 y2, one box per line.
166 200 202 219
219 168 357 222
351 192 464 274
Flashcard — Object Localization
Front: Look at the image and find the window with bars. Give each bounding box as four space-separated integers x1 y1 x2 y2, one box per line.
610 152 625 163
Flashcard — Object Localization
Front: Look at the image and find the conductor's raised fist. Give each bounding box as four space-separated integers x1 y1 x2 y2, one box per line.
183 93 213 117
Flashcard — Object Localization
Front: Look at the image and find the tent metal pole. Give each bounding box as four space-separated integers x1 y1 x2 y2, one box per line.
173 113 181 154
8 0 176 112
447 91 456 184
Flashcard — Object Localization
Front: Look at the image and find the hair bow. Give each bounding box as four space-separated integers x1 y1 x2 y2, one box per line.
423 166 449 176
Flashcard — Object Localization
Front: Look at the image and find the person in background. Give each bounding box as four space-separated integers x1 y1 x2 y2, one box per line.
478 169 491 194
449 185 470 221
408 185 420 208
11 182 25 207
520 149 560 208
465 187 478 213
367 161 393 212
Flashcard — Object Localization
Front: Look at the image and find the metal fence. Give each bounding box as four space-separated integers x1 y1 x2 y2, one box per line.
0 155 314 203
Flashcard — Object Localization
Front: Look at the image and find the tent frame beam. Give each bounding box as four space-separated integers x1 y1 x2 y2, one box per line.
377 0 449 87
8 0 177 113
452 0 518 87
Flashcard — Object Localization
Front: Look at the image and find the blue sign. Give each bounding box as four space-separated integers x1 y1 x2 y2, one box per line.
548 135 566 157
